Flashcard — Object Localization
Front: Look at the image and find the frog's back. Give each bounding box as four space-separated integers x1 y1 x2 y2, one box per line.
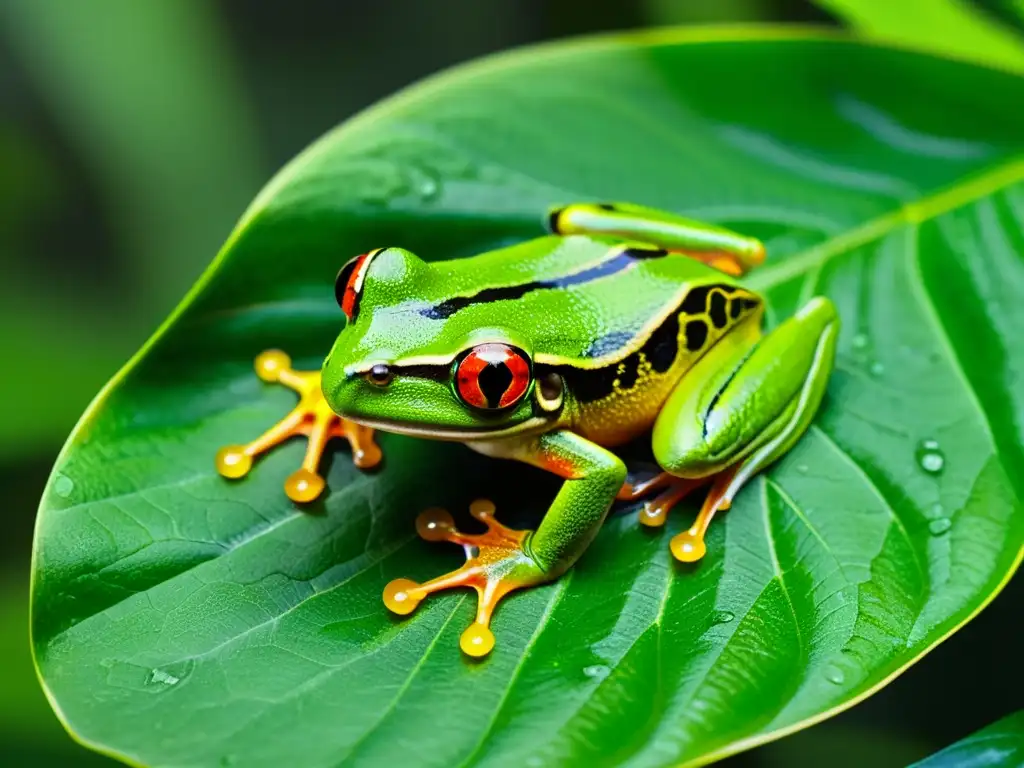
420 236 716 362
414 235 763 445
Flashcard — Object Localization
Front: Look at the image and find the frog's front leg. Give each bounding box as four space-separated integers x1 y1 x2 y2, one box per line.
215 350 381 503
383 430 625 657
649 297 839 560
548 201 765 276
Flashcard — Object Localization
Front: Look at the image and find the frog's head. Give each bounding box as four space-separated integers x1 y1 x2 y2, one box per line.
321 247 563 440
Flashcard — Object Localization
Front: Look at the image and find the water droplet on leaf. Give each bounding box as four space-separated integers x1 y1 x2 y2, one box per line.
418 174 440 201
869 361 884 376
148 668 180 686
852 333 868 350
915 439 945 474
929 518 952 536
712 610 735 625
824 664 845 684
583 664 609 681
53 473 74 499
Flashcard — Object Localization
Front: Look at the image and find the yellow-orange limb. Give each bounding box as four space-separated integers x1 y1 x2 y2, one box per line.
637 478 708 528
617 471 673 501
617 472 709 528
670 466 739 563
383 500 540 659
671 249 762 277
214 349 381 503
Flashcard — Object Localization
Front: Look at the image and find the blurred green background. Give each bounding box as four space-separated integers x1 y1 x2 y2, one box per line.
1 1 1020 766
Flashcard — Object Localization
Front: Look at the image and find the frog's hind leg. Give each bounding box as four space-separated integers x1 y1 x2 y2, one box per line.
215 350 381 503
547 201 765 276
652 297 839 561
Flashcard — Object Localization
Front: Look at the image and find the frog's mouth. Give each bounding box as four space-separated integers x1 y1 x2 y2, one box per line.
341 414 553 442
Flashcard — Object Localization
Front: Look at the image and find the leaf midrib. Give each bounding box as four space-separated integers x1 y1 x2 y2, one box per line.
749 154 1024 293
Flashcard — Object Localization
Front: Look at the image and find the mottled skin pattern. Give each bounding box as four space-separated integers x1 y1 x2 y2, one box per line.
218 202 839 657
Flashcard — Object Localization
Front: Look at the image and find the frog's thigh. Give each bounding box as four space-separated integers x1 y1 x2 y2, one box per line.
653 297 839 478
548 201 765 275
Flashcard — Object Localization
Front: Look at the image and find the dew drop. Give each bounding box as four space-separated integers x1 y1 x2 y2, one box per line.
418 174 440 201
148 668 180 686
915 439 945 475
583 664 610 681
824 664 845 685
869 361 885 376
53 473 74 499
852 333 868 350
929 518 952 536
796 464 809 474
712 610 735 625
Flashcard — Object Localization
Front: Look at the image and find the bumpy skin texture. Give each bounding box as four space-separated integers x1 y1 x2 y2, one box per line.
228 201 839 656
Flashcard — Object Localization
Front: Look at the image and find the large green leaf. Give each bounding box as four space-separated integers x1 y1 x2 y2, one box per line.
32 28 1024 767
911 710 1024 767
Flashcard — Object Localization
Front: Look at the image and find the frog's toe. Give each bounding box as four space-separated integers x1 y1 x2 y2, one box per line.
668 466 738 563
332 419 382 470
284 468 326 503
617 474 708 529
215 349 382 503
215 445 253 479
383 499 549 658
254 349 293 382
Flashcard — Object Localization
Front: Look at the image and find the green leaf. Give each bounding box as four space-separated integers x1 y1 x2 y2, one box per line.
32 28 1024 767
911 710 1024 767
814 0 1024 73
974 0 1024 36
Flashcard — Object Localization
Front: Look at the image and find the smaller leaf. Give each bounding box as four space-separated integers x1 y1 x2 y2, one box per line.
975 0 1024 34
911 710 1024 767
816 0 1024 73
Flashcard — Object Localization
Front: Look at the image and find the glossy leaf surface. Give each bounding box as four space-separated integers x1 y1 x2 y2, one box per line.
32 29 1024 768
911 710 1024 767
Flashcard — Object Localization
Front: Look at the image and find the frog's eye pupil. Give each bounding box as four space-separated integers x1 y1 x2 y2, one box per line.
456 344 531 410
366 364 393 386
478 362 513 405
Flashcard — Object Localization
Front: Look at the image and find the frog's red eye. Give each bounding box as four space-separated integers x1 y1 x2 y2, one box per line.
455 344 531 411
335 248 382 321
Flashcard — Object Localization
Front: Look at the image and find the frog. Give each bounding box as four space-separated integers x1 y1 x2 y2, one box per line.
215 201 838 658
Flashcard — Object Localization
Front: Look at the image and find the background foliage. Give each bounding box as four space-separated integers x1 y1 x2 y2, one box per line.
3 1 1023 766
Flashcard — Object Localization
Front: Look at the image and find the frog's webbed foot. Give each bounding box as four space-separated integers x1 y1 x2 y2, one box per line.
383 500 548 658
215 349 381 503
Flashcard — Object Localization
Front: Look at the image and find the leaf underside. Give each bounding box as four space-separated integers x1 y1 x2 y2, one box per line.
32 29 1024 768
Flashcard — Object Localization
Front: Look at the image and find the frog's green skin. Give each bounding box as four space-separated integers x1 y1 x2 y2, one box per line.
313 201 838 657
